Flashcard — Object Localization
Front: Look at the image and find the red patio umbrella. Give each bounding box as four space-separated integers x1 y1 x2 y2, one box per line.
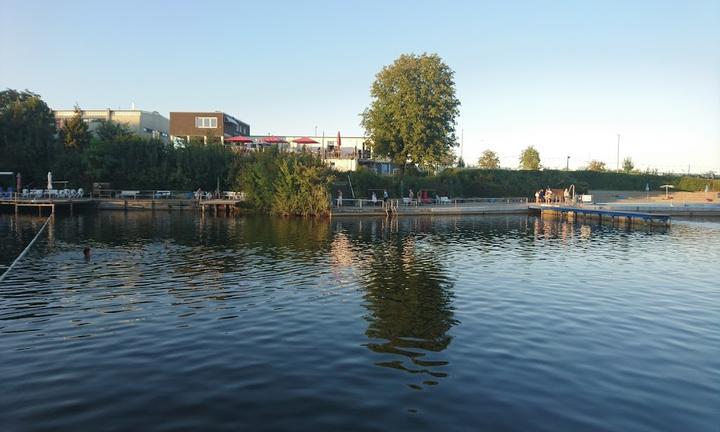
225 136 253 143
263 136 288 144
292 136 319 152
292 137 319 144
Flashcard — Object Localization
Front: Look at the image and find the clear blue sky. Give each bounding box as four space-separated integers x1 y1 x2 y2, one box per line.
2 0 719 173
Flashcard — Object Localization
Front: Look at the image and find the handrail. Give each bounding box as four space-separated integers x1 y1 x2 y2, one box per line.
334 196 530 208
88 189 244 200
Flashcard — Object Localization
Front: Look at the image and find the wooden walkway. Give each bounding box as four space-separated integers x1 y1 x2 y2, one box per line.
333 202 530 217
532 205 671 226
0 198 94 215
199 199 244 215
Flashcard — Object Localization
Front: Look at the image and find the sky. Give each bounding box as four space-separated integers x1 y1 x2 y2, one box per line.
1 0 719 173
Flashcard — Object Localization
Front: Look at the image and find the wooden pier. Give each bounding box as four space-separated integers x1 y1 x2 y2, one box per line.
533 205 670 227
0 198 95 216
199 199 243 215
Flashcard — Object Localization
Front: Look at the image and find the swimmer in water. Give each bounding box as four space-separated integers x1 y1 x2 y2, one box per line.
83 247 91 260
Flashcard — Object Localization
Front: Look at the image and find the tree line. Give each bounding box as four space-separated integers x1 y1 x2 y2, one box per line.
0 89 334 215
477 147 642 173
0 90 238 191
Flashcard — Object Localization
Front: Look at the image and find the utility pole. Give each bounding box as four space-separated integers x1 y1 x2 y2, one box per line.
617 133 620 171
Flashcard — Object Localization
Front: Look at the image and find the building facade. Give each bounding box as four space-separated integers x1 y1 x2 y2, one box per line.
53 109 169 141
170 112 250 144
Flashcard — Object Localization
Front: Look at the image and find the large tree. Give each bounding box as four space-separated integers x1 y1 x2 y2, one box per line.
478 149 500 169
0 89 57 186
519 146 541 170
361 53 460 171
60 106 91 151
54 106 92 184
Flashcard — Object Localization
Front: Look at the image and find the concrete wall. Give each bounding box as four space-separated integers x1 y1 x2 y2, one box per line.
325 158 357 172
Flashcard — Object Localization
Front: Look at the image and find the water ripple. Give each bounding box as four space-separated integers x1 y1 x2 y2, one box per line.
0 213 718 431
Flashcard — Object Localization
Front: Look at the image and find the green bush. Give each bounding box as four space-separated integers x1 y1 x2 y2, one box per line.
238 149 334 217
346 168 714 198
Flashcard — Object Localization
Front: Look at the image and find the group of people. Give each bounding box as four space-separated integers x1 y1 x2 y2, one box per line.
535 187 572 204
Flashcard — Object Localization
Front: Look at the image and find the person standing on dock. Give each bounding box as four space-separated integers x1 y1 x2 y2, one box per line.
409 188 414 205
563 188 570 203
535 190 540 204
383 189 389 205
337 189 343 207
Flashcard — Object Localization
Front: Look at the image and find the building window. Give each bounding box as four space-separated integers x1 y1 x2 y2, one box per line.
195 117 217 128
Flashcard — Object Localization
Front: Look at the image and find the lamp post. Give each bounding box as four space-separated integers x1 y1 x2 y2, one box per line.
566 156 570 171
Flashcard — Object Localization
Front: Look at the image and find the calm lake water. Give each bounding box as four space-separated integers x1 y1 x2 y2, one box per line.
1 212 719 431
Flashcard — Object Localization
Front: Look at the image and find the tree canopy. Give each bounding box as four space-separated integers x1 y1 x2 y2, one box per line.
0 89 57 186
478 149 500 169
622 157 635 173
361 53 460 170
586 160 607 172
60 106 91 151
519 146 541 170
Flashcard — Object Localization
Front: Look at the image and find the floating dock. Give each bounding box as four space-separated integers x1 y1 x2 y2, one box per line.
532 205 671 227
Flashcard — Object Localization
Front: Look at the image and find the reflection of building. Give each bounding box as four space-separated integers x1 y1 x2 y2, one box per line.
170 112 250 144
53 108 169 141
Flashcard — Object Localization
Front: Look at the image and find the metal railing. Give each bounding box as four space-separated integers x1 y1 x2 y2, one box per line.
90 189 245 201
2 189 87 201
333 196 530 209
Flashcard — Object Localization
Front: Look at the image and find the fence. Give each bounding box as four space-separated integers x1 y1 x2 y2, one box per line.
91 189 245 201
333 196 529 208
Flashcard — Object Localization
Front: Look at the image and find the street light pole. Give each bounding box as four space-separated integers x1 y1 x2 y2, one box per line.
566 156 570 171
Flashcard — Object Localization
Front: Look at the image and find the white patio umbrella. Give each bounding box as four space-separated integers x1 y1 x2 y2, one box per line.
47 171 53 190
659 184 674 199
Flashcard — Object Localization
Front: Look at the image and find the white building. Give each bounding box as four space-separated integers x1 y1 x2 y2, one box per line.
54 108 169 141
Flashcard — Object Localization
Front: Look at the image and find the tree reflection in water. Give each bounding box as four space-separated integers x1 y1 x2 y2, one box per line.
351 218 458 389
